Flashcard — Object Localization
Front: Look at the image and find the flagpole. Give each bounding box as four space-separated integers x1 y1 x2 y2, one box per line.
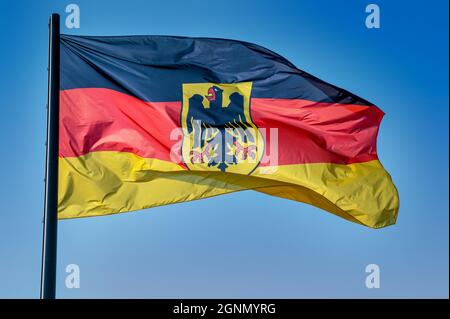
40 13 60 299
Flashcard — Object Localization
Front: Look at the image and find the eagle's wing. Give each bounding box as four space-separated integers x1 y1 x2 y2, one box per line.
226 92 253 141
186 94 206 149
186 94 205 134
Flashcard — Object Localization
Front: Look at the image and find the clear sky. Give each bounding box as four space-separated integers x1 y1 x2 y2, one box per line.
0 0 448 298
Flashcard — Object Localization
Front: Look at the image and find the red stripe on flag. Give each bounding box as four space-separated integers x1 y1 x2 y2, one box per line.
59 88 382 165
251 98 383 165
60 88 181 162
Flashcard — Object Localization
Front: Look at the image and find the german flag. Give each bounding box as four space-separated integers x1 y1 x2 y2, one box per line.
59 35 399 228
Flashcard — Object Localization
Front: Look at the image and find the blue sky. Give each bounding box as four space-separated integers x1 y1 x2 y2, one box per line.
0 0 448 298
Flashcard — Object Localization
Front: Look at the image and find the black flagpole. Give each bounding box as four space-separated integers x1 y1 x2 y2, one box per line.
40 13 60 299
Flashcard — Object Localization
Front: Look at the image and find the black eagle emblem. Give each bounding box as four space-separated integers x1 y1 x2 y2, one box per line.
185 85 256 172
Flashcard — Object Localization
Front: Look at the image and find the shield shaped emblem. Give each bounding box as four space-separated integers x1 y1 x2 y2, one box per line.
181 82 264 175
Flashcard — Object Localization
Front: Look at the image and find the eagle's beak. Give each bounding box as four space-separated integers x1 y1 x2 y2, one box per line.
205 87 216 101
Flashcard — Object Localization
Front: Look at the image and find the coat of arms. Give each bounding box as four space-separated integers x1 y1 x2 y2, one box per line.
181 82 263 174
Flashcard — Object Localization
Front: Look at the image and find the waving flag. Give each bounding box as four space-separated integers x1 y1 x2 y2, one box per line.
58 35 399 228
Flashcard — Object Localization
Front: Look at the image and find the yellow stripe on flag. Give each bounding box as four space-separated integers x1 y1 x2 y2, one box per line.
58 151 398 228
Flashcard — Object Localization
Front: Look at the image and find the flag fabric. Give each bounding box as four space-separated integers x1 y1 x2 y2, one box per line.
59 35 399 228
